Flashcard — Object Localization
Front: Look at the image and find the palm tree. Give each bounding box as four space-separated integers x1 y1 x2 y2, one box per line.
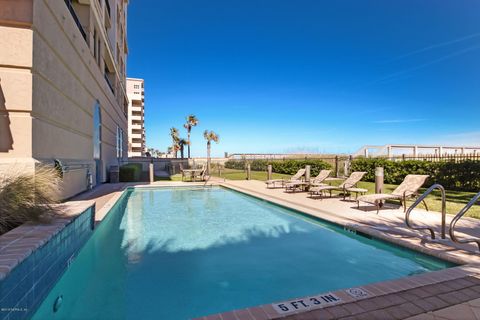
178 138 189 159
170 127 180 158
146 147 154 157
183 115 199 159
203 130 219 175
172 144 180 158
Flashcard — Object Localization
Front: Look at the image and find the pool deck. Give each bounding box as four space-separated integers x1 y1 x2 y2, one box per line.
70 180 480 319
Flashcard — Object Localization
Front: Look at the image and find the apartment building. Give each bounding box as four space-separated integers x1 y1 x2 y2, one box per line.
0 0 129 198
126 78 146 157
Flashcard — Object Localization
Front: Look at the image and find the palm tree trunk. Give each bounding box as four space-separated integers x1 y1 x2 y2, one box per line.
180 145 184 159
187 131 191 158
207 142 211 175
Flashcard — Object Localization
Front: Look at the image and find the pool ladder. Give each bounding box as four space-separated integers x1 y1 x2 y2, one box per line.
449 191 480 251
405 184 446 240
405 185 480 251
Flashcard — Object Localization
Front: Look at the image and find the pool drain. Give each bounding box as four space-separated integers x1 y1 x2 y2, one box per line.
53 295 63 313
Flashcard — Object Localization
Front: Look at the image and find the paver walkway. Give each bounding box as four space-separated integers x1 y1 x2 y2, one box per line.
406 298 480 319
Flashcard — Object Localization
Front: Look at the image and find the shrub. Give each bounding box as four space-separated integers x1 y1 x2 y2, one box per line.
0 165 62 235
224 159 331 176
119 163 142 182
350 158 480 192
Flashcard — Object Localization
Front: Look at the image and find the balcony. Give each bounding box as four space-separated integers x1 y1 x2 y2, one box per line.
131 124 142 130
131 106 142 112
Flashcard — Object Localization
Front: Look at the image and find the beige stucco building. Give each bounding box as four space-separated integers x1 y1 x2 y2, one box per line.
0 0 129 198
126 77 146 157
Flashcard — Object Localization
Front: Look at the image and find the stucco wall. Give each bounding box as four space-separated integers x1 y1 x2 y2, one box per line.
0 0 128 199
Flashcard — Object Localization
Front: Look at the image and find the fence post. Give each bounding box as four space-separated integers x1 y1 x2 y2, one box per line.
246 164 251 180
305 165 311 191
346 155 353 176
267 165 272 180
149 160 154 183
375 167 384 194
335 155 339 177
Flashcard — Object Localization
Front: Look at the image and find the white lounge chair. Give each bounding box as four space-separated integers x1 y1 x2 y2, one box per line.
309 171 367 200
357 174 429 213
266 168 306 189
285 169 332 193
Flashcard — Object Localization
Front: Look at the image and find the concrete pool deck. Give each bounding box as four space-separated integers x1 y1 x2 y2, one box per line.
69 180 480 319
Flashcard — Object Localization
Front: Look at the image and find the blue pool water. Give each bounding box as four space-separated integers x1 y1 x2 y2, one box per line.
33 187 453 319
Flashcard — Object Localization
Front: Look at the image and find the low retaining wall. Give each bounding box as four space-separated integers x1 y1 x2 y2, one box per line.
0 202 95 320
123 157 189 175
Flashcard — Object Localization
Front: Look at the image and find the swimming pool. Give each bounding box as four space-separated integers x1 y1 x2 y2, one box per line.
33 186 453 319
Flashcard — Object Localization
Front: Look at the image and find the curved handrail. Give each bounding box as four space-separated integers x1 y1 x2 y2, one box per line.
405 184 446 239
449 192 480 251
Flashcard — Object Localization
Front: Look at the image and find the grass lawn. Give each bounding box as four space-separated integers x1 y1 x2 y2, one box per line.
211 168 291 181
212 169 480 218
154 174 183 181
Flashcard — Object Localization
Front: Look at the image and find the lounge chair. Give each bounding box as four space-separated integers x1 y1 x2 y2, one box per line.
357 174 429 214
266 168 306 189
193 164 207 181
309 171 367 200
179 163 186 181
285 169 332 193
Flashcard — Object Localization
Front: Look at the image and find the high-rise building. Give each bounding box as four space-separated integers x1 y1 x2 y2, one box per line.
0 0 129 198
126 78 146 157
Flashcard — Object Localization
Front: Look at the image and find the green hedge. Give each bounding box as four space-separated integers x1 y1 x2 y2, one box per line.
119 163 142 182
350 158 480 192
224 159 331 176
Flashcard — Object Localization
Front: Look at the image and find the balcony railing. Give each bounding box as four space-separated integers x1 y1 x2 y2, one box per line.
64 0 87 41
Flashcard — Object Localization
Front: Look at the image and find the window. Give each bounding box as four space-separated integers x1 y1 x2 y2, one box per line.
97 37 101 66
93 29 101 67
116 126 123 158
93 102 101 160
93 29 97 59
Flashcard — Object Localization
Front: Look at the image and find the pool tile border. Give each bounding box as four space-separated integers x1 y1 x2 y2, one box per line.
0 201 95 320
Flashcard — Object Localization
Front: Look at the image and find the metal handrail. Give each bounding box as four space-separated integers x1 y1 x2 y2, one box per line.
405 184 446 239
449 192 480 250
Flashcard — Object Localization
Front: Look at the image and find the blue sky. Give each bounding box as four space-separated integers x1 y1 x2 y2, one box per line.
127 1 480 157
